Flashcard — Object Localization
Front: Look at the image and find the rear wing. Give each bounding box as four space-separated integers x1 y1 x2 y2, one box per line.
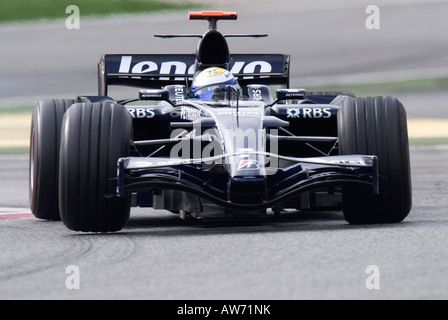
98 54 290 96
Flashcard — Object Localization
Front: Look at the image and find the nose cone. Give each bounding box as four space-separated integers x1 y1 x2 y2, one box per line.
229 175 267 205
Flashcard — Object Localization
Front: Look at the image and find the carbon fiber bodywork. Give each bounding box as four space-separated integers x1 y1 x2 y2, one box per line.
114 95 378 217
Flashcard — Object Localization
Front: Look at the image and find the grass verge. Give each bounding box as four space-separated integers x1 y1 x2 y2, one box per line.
303 76 448 97
0 147 29 155
0 0 201 23
409 137 448 146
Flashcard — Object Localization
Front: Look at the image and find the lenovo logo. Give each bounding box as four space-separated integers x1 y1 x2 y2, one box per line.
118 56 193 80
116 55 273 79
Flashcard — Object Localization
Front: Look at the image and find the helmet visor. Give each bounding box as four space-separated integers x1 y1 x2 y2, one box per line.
191 83 241 100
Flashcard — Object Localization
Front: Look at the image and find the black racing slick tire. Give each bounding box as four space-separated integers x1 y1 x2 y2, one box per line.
338 96 412 224
59 102 133 232
29 99 76 220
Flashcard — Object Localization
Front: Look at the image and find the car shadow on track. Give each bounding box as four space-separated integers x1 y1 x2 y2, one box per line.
111 209 415 238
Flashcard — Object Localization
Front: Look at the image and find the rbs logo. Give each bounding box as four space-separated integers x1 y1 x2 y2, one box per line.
126 107 156 119
286 107 332 119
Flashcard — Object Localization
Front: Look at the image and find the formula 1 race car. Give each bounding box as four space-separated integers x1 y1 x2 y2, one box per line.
29 11 412 232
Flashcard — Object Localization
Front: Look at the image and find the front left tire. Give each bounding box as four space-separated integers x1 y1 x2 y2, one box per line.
338 96 412 224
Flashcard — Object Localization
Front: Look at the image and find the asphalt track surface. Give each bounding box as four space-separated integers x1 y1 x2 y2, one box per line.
1 0 448 300
0 146 448 300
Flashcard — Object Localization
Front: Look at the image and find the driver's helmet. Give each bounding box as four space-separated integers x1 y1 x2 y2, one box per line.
190 67 241 100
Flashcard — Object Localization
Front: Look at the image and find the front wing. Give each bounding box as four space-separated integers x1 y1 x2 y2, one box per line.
116 153 378 210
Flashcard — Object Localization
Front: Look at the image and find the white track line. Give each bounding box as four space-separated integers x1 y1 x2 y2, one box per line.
0 207 32 217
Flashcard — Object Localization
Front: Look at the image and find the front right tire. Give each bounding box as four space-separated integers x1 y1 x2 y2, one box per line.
29 99 76 220
59 102 132 232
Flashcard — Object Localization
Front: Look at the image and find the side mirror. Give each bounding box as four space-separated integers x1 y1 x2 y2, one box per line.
139 89 170 101
275 89 306 101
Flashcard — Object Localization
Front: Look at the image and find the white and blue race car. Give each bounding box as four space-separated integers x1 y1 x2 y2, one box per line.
29 11 412 232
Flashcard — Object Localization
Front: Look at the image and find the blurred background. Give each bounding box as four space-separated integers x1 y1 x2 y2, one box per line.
1 0 448 153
